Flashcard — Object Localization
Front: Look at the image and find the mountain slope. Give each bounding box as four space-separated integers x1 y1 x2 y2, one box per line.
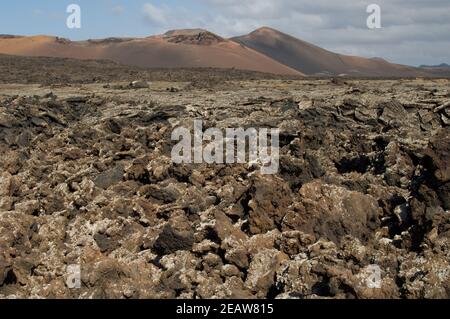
232 27 430 77
420 63 450 69
1 28 446 77
0 30 302 76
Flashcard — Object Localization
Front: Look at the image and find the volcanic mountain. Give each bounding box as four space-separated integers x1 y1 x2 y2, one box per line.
232 27 431 77
0 29 302 76
420 63 450 69
0 28 446 77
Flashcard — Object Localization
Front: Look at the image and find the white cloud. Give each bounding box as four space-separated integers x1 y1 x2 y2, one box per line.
142 3 168 26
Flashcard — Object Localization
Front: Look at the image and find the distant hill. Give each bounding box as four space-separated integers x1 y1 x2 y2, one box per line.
0 27 448 77
0 29 301 76
420 63 450 69
232 27 436 77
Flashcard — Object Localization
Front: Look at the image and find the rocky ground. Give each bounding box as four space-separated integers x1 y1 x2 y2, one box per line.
0 54 299 85
0 74 449 299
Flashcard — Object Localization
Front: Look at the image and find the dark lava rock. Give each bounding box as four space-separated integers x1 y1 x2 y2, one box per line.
94 233 120 254
284 181 382 243
94 164 124 189
423 127 450 184
153 224 194 255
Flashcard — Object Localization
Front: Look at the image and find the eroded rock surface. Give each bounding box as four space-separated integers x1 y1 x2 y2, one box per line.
0 78 449 299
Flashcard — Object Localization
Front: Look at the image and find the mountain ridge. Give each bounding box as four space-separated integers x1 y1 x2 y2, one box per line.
0 27 448 77
231 27 433 77
0 29 302 76
420 63 450 69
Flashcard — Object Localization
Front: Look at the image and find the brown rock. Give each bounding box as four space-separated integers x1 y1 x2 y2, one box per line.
245 249 288 296
247 174 292 235
153 225 194 255
288 181 381 243
94 164 124 189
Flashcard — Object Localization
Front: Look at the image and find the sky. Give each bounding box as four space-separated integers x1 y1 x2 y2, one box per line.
0 0 449 66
